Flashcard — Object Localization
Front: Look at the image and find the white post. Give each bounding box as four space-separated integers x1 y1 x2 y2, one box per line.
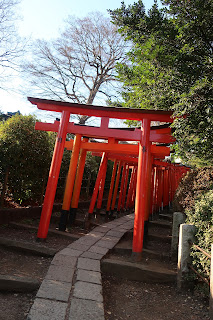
177 224 196 290
171 212 185 261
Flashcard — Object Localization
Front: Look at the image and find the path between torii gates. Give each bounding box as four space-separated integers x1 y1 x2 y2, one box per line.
25 209 210 320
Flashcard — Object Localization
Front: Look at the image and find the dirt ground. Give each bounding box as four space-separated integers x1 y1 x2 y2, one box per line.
0 220 82 320
102 274 210 320
0 292 34 320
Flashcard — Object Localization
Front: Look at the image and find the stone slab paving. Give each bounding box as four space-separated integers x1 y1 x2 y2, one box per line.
73 281 103 302
27 213 134 320
69 298 105 320
27 298 67 320
76 269 102 284
36 279 72 302
77 257 101 272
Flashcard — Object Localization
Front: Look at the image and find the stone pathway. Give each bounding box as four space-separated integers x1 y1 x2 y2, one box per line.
27 214 134 320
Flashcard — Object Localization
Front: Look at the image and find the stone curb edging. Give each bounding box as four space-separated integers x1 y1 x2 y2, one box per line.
27 214 134 320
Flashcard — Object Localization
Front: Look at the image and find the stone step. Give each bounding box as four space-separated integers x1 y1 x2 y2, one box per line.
124 229 171 242
159 213 173 222
112 242 170 261
0 237 57 257
101 259 176 283
0 274 40 292
9 222 81 241
149 220 172 229
148 232 172 243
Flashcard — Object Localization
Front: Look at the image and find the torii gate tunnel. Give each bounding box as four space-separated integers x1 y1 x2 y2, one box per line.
28 97 189 259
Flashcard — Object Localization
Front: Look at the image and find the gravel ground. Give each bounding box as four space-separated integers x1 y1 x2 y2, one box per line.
0 292 35 320
103 274 210 320
0 222 79 320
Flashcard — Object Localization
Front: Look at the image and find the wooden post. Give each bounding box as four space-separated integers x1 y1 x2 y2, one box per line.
121 165 130 211
59 134 81 231
96 156 108 211
117 163 127 213
130 167 137 209
106 160 118 214
126 167 135 210
158 168 163 212
68 137 88 225
37 111 70 240
132 118 151 259
88 152 108 215
71 138 88 209
111 161 122 212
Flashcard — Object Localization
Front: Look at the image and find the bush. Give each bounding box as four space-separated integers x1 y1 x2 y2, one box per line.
186 190 213 279
173 167 213 214
174 168 213 288
0 114 53 203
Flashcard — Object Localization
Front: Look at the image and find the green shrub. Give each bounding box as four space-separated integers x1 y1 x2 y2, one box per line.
186 190 213 279
0 115 53 203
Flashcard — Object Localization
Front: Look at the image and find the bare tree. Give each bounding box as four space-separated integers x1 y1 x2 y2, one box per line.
0 0 23 88
23 12 127 124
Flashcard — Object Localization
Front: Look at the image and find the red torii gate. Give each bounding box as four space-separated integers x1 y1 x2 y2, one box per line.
64 139 170 218
28 97 174 258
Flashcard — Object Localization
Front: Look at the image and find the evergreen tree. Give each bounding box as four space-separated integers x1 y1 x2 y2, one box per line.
109 0 213 166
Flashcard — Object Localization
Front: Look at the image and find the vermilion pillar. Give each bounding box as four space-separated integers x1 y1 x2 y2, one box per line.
96 156 108 212
143 145 152 245
88 152 108 215
106 160 118 214
132 118 151 259
170 167 175 202
117 163 127 213
126 167 135 210
69 137 88 223
37 111 70 240
121 165 130 210
157 168 163 211
152 166 157 214
154 167 160 213
62 134 82 210
71 138 88 209
111 161 122 212
59 134 81 231
163 168 169 208
168 166 172 205
149 165 155 218
130 167 137 209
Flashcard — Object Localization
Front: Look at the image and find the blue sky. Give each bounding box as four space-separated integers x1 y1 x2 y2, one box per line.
1 0 160 117
18 0 158 40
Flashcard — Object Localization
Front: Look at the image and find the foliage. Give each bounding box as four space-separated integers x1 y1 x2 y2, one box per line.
109 0 213 166
0 114 53 203
186 190 213 280
84 152 100 180
174 168 213 288
173 167 213 213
